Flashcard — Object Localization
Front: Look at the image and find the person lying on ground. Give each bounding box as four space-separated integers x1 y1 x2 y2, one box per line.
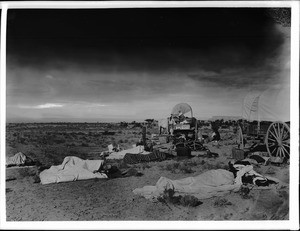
94 158 143 178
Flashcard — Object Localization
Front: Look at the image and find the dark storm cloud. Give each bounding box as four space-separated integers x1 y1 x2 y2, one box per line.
6 7 291 122
187 67 281 90
7 8 287 73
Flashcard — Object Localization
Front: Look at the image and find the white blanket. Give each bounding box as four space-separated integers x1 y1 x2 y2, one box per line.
133 165 282 201
6 152 27 166
133 169 239 201
106 146 150 160
39 156 107 185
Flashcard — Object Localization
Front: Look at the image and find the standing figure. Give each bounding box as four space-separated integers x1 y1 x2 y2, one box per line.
169 114 176 135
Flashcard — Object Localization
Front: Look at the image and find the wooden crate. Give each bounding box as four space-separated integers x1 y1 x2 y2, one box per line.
232 147 245 160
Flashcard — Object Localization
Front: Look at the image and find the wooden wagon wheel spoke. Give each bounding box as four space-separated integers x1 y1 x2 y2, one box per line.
279 147 284 158
282 142 290 148
275 147 280 157
282 142 290 149
266 121 290 159
282 133 290 141
278 123 282 140
270 146 277 155
279 124 283 137
267 137 276 142
277 147 281 158
281 145 289 157
281 147 286 158
269 129 278 141
272 124 280 139
282 132 290 140
281 147 288 159
280 124 285 138
284 150 290 158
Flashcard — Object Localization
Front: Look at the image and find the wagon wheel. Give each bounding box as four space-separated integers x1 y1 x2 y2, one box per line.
265 122 290 159
236 125 244 149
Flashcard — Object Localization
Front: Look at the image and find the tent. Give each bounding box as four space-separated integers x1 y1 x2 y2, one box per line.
242 84 290 122
171 103 193 117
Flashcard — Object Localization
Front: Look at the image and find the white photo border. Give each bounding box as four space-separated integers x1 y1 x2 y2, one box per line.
0 1 299 230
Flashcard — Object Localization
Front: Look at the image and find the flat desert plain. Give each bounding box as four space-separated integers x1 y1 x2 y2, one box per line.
5 123 289 221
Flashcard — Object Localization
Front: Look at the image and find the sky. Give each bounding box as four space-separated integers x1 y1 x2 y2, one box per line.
6 8 291 122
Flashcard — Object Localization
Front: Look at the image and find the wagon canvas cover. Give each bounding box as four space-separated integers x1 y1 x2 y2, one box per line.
242 84 290 122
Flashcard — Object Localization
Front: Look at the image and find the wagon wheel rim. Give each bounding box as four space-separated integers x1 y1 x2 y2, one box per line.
266 122 290 159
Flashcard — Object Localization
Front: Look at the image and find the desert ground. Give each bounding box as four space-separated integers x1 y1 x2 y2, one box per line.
5 122 289 221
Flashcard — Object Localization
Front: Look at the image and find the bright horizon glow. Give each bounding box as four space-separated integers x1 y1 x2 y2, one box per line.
17 103 64 109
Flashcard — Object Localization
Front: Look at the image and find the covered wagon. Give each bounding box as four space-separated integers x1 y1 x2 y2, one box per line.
168 103 199 144
238 84 290 159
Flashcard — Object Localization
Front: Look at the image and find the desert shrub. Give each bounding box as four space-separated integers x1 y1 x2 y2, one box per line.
165 162 179 173
81 142 89 147
88 143 96 147
213 198 232 207
202 162 214 170
239 185 252 199
44 152 63 165
69 150 79 155
180 195 202 207
54 139 66 144
141 163 151 169
173 162 180 168
164 162 195 174
33 175 41 183
103 131 115 135
157 187 202 207
184 160 198 167
180 165 195 174
214 162 224 169
18 167 37 178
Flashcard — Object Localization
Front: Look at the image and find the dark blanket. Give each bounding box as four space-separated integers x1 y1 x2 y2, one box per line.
123 150 167 165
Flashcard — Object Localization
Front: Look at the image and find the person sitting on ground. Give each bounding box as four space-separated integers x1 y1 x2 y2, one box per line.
136 138 144 147
197 130 204 144
211 126 221 142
